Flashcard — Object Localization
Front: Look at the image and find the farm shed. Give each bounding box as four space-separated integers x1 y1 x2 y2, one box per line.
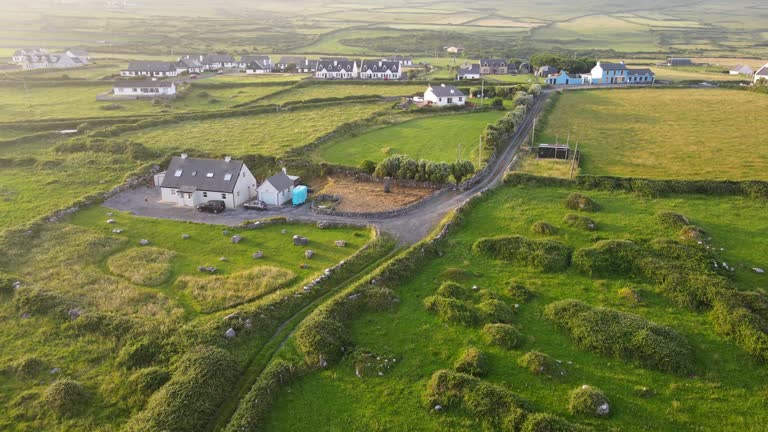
537 144 579 160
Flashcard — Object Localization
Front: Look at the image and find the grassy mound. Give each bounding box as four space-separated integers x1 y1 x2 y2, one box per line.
175 266 296 312
13 356 46 378
473 236 572 272
107 247 176 286
678 225 707 243
127 367 171 396
363 286 400 312
531 221 558 235
712 290 768 362
424 295 479 326
508 282 534 303
43 379 89 418
117 338 163 370
544 300 694 374
481 323 523 349
562 214 597 231
568 385 610 417
12 285 72 317
564 193 600 212
572 240 639 276
521 412 592 432
656 211 690 228
454 347 488 377
477 299 515 324
295 315 352 367
224 360 298 432
436 281 469 300
518 351 565 378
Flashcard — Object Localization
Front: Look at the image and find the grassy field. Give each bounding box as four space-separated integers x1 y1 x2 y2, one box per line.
313 111 505 166
265 184 768 431
0 205 370 430
538 88 768 180
260 83 426 105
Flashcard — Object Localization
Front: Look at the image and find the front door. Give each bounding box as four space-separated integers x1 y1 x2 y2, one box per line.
447 97 453 104
181 192 195 207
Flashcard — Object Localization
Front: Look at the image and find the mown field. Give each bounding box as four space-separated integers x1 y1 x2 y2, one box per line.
0 205 372 431
265 184 768 431
538 89 768 180
313 111 505 166
259 83 426 105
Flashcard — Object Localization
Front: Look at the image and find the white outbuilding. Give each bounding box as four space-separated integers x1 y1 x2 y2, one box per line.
257 168 299 206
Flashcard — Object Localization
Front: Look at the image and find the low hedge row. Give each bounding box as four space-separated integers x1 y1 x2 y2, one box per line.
544 300 694 374
223 360 298 432
472 235 573 272
711 290 768 362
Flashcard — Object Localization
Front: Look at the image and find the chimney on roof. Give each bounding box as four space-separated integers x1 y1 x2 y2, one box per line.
282 167 287 175
441 83 446 87
224 156 231 163
333 60 338 66
181 153 188 159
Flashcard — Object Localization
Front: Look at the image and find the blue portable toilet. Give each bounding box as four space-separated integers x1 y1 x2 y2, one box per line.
292 185 308 206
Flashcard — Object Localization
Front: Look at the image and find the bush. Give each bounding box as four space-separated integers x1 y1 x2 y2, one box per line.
436 281 468 300
658 273 731 310
423 295 479 326
13 286 71 317
518 351 564 378
678 225 707 243
117 338 163 370
359 159 377 174
295 316 352 366
363 286 400 312
544 300 694 374
473 235 572 272
482 323 522 349
521 412 591 432
477 299 515 324
508 283 533 303
42 379 89 417
564 193 600 212
454 347 488 376
531 221 558 235
617 287 643 305
14 356 46 378
572 240 639 276
127 367 171 395
568 385 610 417
562 214 597 231
711 290 768 362
224 360 298 432
657 211 690 228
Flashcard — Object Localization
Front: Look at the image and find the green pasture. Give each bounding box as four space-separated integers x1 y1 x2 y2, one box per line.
260 83 425 105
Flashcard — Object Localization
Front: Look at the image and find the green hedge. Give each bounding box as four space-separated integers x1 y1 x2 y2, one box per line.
473 235 573 272
711 291 768 362
544 300 694 374
224 360 298 432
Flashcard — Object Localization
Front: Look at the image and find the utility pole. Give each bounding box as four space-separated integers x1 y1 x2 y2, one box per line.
531 118 536 147
478 135 482 169
565 132 570 160
570 140 580 180
481 79 484 107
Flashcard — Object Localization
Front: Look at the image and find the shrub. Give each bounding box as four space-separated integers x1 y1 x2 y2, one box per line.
454 347 488 376
564 193 600 212
0 272 17 294
473 236 572 272
508 283 533 303
572 240 639 276
107 247 176 286
127 367 171 395
13 286 71 317
531 221 558 235
568 385 610 417
562 214 597 231
482 323 522 349
224 360 298 432
521 412 591 432
617 287 643 305
544 300 694 374
518 351 564 378
359 159 377 174
477 289 501 302
42 379 89 417
477 299 515 324
295 316 352 366
117 338 163 370
658 273 731 310
423 295 479 326
678 225 707 243
657 211 690 228
711 290 768 362
363 286 399 312
436 281 468 300
14 356 46 378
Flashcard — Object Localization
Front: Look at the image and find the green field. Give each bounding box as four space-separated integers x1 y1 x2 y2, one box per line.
265 184 768 431
313 111 505 166
260 83 426 105
538 89 768 180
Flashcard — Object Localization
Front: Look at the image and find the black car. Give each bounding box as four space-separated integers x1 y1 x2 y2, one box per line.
197 200 226 214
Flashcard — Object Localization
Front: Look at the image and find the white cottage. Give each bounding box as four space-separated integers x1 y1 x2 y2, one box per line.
754 63 768 84
113 81 177 99
157 155 258 209
257 169 299 206
315 59 358 79
121 61 179 77
424 84 466 107
359 60 401 80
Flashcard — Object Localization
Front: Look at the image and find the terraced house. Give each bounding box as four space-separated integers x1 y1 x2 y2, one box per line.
315 59 358 79
480 58 508 75
277 56 315 72
359 60 401 80
584 61 655 84
239 55 273 70
120 61 178 77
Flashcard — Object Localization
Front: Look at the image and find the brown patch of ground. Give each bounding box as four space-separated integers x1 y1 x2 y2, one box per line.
311 176 435 212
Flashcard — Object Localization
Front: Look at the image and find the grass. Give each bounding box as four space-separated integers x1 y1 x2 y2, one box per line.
260 83 426 105
313 111 505 166
265 184 768 431
537 88 768 180
107 247 176 286
515 153 579 179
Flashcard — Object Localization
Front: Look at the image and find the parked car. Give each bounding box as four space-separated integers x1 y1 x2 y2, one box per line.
244 199 267 211
197 200 226 214
189 74 199 79
217 70 224 75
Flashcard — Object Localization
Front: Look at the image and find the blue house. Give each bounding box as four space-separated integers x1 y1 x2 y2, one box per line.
585 61 655 85
545 71 583 86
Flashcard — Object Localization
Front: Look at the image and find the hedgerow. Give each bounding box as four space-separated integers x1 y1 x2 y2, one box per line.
454 347 488 377
473 235 572 272
568 385 610 417
224 360 298 432
482 323 523 349
544 300 694 374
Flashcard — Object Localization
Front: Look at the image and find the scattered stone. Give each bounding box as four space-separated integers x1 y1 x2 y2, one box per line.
21 313 31 319
281 229 287 234
305 250 314 259
231 235 243 244
252 251 264 259
223 230 230 235
12 281 22 290
67 308 82 321
139 239 150 246
244 319 253 329
107 219 116 224
299 263 309 269
334 240 347 247
754 268 765 274
293 235 308 246
224 328 237 339
472 285 478 291
49 367 61 375
198 266 217 273
107 212 113 216
434 405 443 412
181 234 190 240
219 257 227 262
112 229 123 234
597 402 611 416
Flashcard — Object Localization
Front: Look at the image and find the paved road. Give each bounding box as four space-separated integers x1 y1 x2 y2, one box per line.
104 94 549 244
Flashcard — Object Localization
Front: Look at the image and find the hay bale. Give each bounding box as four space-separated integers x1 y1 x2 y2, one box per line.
568 385 610 417
43 379 89 417
305 250 314 259
657 211 690 228
562 214 597 231
518 351 565 378
531 221 558 235
454 347 488 376
564 193 600 212
481 323 522 349
293 235 308 246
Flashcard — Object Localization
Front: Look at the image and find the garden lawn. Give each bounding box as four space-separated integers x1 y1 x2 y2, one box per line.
313 111 505 166
265 184 768 431
538 88 768 180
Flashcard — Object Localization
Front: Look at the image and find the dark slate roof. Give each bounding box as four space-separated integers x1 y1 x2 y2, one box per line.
114 80 175 88
360 60 400 73
458 64 481 76
627 68 654 75
756 66 768 76
320 57 349 61
203 53 236 64
241 55 271 65
317 60 356 72
427 84 465 97
160 156 244 193
278 56 307 65
246 61 267 70
598 62 627 70
385 55 412 62
263 171 293 191
480 59 507 67
126 61 176 72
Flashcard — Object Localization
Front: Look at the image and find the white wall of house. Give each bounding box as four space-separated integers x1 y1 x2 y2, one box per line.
315 62 358 79
424 88 466 106
120 70 179 77
160 164 258 209
114 84 176 97
257 182 293 206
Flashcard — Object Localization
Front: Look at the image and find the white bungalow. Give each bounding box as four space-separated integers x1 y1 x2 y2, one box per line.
121 61 179 77
730 65 754 76
257 168 299 206
113 81 177 99
754 64 768 84
424 84 466 107
157 155 258 209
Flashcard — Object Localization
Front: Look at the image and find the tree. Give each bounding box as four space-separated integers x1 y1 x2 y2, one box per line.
450 160 475 185
491 98 504 109
359 160 377 174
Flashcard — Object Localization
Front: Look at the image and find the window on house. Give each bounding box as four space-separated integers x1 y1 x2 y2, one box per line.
221 193 227 199
224 173 232 181
174 169 183 177
237 191 240 196
242 171 245 177
206 172 214 178
191 171 197 176
171 189 176 195
203 192 208 198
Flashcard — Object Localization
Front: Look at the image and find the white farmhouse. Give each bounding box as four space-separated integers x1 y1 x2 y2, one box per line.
457 64 480 80
730 65 753 75
121 61 179 77
754 63 768 84
584 61 654 85
157 155 258 209
20 53 83 70
113 81 177 99
424 84 466 107
315 59 358 79
245 61 269 74
257 169 299 206
359 60 401 80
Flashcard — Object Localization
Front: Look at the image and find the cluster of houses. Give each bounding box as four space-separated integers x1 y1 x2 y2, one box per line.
11 48 90 70
542 61 656 86
456 59 533 80
731 63 768 83
155 154 302 208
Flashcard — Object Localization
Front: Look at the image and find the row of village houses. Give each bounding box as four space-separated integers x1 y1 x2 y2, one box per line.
11 48 90 69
